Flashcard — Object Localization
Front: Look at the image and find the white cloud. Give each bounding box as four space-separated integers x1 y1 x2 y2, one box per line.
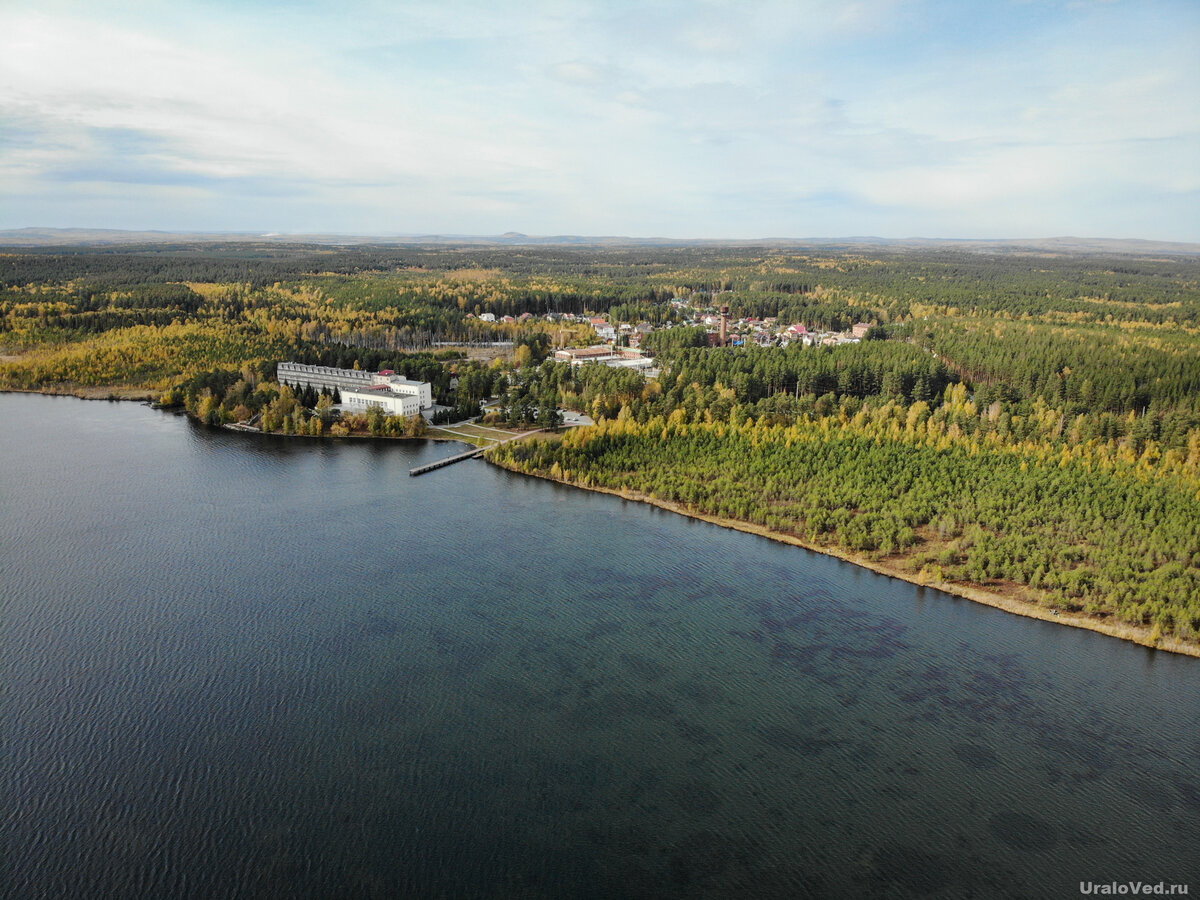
0 0 1196 238
0 9 567 190
548 61 605 84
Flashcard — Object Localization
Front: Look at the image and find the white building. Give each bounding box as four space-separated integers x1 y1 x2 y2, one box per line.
342 385 422 417
610 356 654 372
554 346 652 373
372 372 433 409
278 362 432 410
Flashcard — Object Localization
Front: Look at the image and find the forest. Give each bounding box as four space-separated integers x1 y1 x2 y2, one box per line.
3 241 1199 646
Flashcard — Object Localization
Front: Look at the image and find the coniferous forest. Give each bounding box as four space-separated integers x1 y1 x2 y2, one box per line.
3 242 1199 649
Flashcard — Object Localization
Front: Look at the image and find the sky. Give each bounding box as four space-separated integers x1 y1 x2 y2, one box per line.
1 0 1197 240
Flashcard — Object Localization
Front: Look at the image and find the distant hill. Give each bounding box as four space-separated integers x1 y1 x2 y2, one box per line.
1 227 1197 257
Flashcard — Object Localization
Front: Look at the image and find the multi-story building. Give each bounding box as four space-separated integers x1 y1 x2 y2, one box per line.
372 371 432 409
277 362 373 395
278 362 432 412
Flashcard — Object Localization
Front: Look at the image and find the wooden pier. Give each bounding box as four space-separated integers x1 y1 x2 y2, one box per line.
409 426 550 476
409 446 486 476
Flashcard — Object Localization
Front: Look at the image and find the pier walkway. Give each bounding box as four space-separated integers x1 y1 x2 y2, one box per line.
409 446 485 475
409 427 544 476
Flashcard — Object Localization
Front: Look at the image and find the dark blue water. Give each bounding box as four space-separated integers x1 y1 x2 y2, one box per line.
2 393 1198 899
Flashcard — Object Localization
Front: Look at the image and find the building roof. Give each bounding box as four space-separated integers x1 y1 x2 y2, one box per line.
560 346 615 358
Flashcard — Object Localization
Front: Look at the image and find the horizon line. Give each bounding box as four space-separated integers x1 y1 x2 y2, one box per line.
2 226 1199 251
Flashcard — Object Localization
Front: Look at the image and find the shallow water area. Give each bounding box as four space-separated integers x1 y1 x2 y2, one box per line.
3 393 1198 898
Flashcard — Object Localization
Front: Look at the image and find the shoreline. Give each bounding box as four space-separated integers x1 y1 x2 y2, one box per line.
215 423 471 445
7 386 1194 657
487 457 1200 659
215 419 481 447
0 388 480 445
1 385 157 401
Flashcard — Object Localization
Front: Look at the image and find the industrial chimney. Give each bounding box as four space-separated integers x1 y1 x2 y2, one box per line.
719 305 730 346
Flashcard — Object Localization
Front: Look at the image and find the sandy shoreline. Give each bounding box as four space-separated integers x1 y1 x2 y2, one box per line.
487 457 1200 659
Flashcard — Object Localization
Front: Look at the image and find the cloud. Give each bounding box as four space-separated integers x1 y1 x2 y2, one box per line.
0 0 1196 239
548 61 605 84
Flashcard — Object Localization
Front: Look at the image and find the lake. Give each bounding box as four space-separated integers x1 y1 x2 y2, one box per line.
2 393 1198 898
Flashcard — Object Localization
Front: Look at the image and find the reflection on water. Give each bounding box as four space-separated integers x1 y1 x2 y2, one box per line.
3 394 1199 898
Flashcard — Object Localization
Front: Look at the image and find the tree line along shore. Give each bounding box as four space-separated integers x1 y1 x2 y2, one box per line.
2 243 1198 653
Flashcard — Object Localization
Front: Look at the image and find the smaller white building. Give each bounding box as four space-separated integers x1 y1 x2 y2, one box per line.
610 356 654 372
342 386 422 418
372 372 433 409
